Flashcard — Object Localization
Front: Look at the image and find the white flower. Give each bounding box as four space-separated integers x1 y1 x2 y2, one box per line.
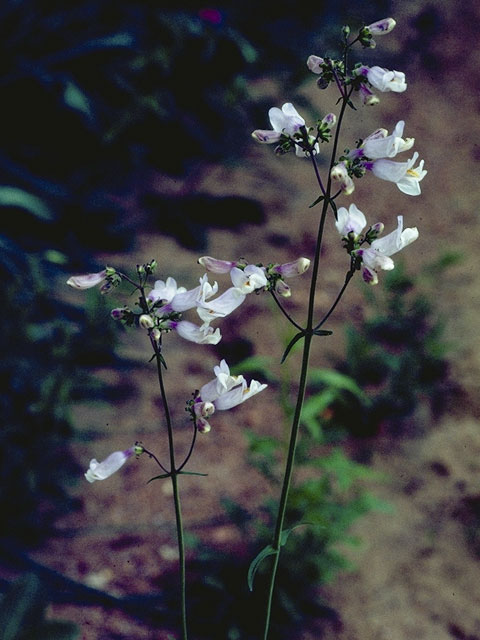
331 162 355 195
335 204 367 237
194 360 267 431
356 215 419 284
370 151 427 195
230 265 267 293
85 447 135 483
172 320 222 345
67 270 106 290
252 103 319 157
148 277 185 304
359 83 379 106
196 287 246 322
366 66 407 93
361 121 415 159
366 18 396 35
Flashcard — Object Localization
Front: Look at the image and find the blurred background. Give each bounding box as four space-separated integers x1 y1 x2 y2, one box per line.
1 0 480 638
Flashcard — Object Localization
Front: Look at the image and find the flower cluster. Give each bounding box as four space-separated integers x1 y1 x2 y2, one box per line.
335 120 427 196
67 256 310 346
190 360 268 433
336 203 419 285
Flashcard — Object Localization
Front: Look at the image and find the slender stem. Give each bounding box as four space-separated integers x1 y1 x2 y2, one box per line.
177 417 198 473
270 290 303 331
262 74 353 638
314 267 355 332
152 338 188 640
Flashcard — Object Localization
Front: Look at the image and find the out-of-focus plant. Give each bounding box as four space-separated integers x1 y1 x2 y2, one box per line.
0 574 79 640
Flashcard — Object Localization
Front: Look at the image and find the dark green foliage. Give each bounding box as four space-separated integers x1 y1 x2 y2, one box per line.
0 574 79 640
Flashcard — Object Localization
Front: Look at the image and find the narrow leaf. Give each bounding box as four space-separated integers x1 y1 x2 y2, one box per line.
247 544 277 592
147 473 171 483
0 186 53 221
313 329 333 337
309 195 324 209
178 471 208 477
281 331 305 364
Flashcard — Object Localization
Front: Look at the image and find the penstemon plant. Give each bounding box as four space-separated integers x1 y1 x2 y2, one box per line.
67 16 426 640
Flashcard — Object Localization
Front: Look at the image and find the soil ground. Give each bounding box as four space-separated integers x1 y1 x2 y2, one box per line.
28 2 480 638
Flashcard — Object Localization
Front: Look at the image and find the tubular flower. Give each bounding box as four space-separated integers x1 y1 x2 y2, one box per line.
168 320 222 345
67 270 107 290
366 18 396 35
368 151 427 195
355 121 415 160
85 446 139 483
150 274 218 313
355 215 419 284
270 258 311 278
252 103 319 157
193 360 267 432
358 65 407 93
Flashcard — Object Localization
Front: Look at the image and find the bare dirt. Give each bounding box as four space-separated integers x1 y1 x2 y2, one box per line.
33 2 480 638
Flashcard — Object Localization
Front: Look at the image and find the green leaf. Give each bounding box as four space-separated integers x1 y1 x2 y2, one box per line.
247 544 277 592
280 331 305 364
147 473 171 483
0 187 53 221
63 82 92 118
0 574 45 640
313 329 333 337
309 195 324 209
308 368 368 403
178 471 208 477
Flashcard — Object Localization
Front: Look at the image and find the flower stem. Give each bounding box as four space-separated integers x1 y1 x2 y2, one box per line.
153 338 188 640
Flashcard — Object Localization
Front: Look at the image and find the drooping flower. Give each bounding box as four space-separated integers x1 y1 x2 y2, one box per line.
193 360 267 432
355 215 419 284
368 151 427 195
330 162 355 195
306 54 325 74
85 446 140 483
359 83 379 106
197 256 239 274
270 258 311 278
67 270 107 290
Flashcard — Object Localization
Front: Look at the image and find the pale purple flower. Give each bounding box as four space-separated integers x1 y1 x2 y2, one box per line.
198 256 238 274
148 276 185 304
230 265 267 293
196 287 246 322
366 18 396 35
271 258 311 278
150 275 218 313
335 204 367 237
359 83 379 106
194 360 267 432
355 215 419 284
369 151 427 195
306 54 325 74
85 447 135 483
67 270 106 290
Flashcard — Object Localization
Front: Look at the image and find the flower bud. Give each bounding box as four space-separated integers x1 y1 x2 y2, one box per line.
151 328 161 342
251 129 282 144
196 418 211 434
66 270 107 290
330 163 349 182
342 25 351 39
306 54 324 74
111 307 126 320
366 18 396 35
359 83 380 106
275 280 291 297
198 256 237 273
322 113 336 126
139 314 154 329
272 257 311 278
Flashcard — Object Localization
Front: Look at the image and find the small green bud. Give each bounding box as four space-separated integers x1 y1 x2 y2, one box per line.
342 25 351 39
134 444 144 456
